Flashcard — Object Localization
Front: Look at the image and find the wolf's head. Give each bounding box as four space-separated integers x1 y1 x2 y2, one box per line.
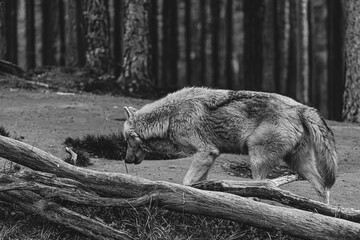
123 106 147 164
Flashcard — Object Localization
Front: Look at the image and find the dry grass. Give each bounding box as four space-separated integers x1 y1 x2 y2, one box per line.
0 201 300 240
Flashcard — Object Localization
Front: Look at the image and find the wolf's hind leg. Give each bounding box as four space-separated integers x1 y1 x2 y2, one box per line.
285 146 327 203
183 150 220 185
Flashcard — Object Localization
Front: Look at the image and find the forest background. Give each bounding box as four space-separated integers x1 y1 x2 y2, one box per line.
0 0 351 121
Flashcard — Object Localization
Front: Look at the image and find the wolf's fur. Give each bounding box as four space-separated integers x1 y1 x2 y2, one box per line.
123 87 338 203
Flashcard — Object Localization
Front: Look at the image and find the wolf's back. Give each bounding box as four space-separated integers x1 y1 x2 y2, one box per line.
300 108 338 189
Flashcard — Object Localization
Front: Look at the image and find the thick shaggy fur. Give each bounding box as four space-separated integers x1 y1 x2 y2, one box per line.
123 87 338 203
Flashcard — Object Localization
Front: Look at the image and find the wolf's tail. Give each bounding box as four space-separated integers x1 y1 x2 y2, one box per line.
301 108 338 190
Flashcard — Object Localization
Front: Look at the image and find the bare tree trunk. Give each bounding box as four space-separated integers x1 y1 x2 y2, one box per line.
26 0 35 69
300 0 309 104
288 0 309 102
309 0 328 117
117 0 153 94
83 0 112 75
327 0 345 121
59 0 66 66
161 0 178 90
113 0 124 77
274 0 289 95
225 0 233 89
0 0 5 59
184 0 191 85
342 0 360 122
42 0 59 66
65 0 86 68
210 0 220 87
262 0 276 92
149 0 158 85
243 0 265 91
5 0 17 64
199 0 206 86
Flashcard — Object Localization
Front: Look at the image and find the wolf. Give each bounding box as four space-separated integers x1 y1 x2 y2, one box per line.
123 87 338 204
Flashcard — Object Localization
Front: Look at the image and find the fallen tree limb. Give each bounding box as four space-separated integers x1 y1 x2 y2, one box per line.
0 190 132 240
65 147 78 165
193 179 360 223
1 136 360 240
3 172 360 224
0 171 156 208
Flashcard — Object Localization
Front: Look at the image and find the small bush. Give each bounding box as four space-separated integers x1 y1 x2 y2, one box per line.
64 133 174 161
0 126 10 137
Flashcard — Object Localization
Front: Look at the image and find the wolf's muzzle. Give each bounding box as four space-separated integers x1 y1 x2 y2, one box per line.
125 156 143 165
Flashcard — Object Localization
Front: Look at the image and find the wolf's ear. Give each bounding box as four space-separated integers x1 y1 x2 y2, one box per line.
124 106 138 119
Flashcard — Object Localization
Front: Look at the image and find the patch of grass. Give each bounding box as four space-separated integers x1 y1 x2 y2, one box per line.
0 126 10 137
62 203 301 240
64 133 174 161
0 202 86 240
64 133 126 160
0 125 24 141
0 184 301 240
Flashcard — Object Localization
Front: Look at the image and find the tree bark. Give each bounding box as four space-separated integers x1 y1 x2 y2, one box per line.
274 0 289 95
149 0 158 86
0 0 6 60
161 0 178 89
0 190 132 240
262 0 276 92
343 0 360 122
26 0 36 69
42 0 59 66
5 0 17 64
83 0 112 75
193 178 360 223
243 0 264 91
113 0 124 77
117 0 153 94
65 0 86 68
225 0 233 89
327 0 345 121
308 0 328 117
184 0 191 85
210 0 220 87
58 0 66 66
287 0 309 102
1 136 360 240
199 0 206 86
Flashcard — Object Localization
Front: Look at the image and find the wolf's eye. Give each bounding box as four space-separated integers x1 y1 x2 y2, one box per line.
129 131 142 142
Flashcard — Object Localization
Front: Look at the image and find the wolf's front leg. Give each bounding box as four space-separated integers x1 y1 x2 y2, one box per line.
183 150 220 185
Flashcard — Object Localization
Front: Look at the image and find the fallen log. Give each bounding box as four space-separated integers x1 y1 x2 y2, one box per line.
0 136 360 240
0 190 132 240
193 179 360 223
0 171 155 208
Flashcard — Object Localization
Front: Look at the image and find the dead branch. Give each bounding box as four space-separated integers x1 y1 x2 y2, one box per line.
270 174 299 186
0 190 132 240
0 136 360 240
0 171 156 208
192 179 360 223
65 147 78 165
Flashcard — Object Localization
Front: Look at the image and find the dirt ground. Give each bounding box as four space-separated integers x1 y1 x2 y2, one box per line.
1 88 360 209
